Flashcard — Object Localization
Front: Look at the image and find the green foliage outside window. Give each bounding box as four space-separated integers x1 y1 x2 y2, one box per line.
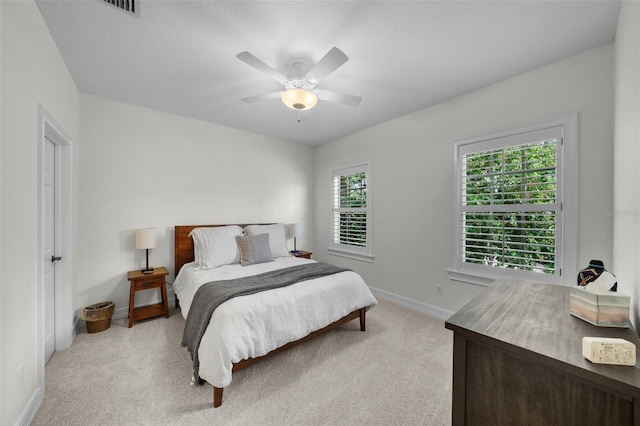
339 173 367 207
462 141 557 273
336 172 367 247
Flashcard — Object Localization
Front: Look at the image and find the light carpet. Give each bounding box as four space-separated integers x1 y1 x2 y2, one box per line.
31 299 453 425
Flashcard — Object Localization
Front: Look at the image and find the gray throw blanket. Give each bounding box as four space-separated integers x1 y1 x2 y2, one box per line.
181 262 350 384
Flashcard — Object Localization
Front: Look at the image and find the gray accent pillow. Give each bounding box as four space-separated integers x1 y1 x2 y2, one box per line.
235 233 274 266
243 224 290 258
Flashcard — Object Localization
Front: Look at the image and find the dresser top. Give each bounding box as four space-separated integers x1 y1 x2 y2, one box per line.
445 277 640 394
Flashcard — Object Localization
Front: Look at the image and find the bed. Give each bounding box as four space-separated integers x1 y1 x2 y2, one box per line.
173 224 378 407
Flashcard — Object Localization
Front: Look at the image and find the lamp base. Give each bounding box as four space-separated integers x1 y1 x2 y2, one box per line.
290 250 301 254
141 248 154 274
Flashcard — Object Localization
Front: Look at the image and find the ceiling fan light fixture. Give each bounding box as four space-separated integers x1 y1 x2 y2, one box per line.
281 88 318 110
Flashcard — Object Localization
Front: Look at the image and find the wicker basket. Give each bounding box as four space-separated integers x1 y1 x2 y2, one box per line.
82 301 115 333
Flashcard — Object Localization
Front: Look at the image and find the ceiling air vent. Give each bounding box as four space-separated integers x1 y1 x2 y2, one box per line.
102 0 136 16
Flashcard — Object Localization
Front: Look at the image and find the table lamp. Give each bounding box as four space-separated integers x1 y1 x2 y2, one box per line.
287 223 302 254
136 228 157 274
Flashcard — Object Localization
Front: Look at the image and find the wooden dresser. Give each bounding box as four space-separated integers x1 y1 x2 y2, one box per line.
445 277 640 425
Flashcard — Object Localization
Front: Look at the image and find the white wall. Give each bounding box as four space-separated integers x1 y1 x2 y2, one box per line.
613 1 640 327
78 94 314 315
0 1 80 424
314 43 615 316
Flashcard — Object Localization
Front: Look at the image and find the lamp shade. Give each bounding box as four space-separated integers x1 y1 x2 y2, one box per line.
281 89 317 111
135 228 158 250
287 223 302 238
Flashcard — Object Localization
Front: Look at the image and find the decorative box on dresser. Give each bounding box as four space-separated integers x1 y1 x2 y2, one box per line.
127 266 170 328
445 277 640 425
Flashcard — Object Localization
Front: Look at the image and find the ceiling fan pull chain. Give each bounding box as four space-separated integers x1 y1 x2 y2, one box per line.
297 111 301 123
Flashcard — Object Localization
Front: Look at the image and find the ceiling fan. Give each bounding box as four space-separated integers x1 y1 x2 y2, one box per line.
236 47 362 111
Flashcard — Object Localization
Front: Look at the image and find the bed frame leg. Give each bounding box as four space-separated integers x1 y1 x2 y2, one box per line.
213 387 223 407
359 308 366 331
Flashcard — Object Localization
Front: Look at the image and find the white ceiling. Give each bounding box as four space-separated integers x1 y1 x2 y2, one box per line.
35 0 621 146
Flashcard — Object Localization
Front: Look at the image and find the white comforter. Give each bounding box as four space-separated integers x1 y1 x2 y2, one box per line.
173 256 378 388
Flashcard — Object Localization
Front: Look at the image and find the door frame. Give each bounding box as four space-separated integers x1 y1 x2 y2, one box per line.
37 105 73 393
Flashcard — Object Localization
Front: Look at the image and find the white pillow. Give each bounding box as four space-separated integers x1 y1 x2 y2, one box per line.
189 225 243 269
243 224 290 258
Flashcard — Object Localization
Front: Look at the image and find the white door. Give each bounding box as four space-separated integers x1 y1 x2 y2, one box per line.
43 138 56 363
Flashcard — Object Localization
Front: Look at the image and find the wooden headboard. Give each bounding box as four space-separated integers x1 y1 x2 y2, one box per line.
174 224 271 275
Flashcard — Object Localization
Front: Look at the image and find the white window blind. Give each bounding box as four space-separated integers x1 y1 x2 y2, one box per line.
329 162 374 262
450 114 577 286
461 137 559 274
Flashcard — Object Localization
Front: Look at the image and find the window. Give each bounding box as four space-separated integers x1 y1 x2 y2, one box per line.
329 161 374 262
449 114 577 286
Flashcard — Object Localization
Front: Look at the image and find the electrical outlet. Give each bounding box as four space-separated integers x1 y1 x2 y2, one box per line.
437 285 443 296
17 364 24 391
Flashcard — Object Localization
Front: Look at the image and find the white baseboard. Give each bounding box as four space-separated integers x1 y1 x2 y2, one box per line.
17 386 42 426
72 289 448 329
369 286 454 320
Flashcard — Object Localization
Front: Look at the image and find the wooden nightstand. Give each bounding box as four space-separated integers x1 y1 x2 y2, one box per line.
127 266 170 328
291 250 312 259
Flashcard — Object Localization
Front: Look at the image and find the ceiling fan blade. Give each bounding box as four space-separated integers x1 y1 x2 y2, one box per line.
317 90 362 107
305 47 349 83
236 51 288 84
241 91 283 103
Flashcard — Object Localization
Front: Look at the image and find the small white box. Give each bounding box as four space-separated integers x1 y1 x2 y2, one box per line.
582 337 636 366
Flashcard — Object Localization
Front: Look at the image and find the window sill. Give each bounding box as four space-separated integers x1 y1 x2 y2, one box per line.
448 268 562 287
328 248 375 263
446 269 496 287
